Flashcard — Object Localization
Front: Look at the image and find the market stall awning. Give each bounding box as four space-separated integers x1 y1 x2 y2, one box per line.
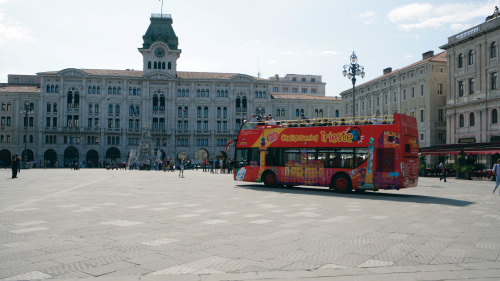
420 142 500 156
464 149 500 155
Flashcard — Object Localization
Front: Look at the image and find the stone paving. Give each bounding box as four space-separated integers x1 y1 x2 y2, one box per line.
0 168 500 281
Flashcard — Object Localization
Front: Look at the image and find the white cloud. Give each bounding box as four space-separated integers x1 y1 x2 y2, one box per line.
0 23 34 45
0 0 8 4
359 11 377 25
404 54 414 59
282 51 295 55
320 50 338 55
388 2 493 31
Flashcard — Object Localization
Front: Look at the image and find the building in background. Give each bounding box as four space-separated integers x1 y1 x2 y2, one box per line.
339 51 447 149
0 13 341 167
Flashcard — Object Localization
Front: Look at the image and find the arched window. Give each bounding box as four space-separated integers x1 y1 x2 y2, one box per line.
129 105 134 115
154 61 157 69
296 109 300 117
276 108 281 117
74 92 79 107
67 93 73 108
458 53 464 68
204 106 208 117
88 86 92 94
263 91 266 98
197 89 201 97
108 86 112 94
335 110 339 117
153 94 158 110
217 90 221 97
319 109 324 117
89 104 93 114
159 95 165 111
259 91 262 98
93 86 97 94
493 109 498 124
223 107 227 117
50 85 54 93
186 89 189 97
117 87 121 95
197 106 202 117
177 107 182 118
470 112 475 126
55 85 59 93
242 96 247 111
47 103 51 113
254 91 258 98
54 103 58 112
148 61 151 69
206 89 209 97
201 90 205 97
135 106 139 114
46 85 50 93
217 107 221 117
225 90 228 97
184 106 188 117
129 87 133 95
281 108 285 117
492 42 497 59
468 50 474 65
96 86 99 94
300 109 304 115
168 62 171 69
182 89 186 97
236 97 241 111
459 114 464 127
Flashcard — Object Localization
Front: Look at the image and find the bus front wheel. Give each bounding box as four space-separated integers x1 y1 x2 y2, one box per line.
331 174 352 193
262 171 277 188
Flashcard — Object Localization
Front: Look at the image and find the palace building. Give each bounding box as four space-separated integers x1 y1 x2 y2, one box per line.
0 13 342 167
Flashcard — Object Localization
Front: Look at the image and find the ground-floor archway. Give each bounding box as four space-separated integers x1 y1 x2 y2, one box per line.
154 148 166 160
195 149 209 162
0 149 11 168
64 146 79 167
44 149 57 167
86 150 99 167
106 147 121 162
216 151 228 160
22 149 34 162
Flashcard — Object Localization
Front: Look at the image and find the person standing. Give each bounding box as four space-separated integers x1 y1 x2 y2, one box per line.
178 157 185 178
492 159 500 194
11 155 19 178
439 162 447 182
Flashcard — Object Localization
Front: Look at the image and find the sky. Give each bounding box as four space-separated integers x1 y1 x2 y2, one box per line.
0 0 497 96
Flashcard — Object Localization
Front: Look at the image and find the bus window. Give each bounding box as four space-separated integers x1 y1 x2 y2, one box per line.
283 149 301 163
235 148 249 168
355 148 368 167
266 148 282 166
336 148 355 168
305 149 316 162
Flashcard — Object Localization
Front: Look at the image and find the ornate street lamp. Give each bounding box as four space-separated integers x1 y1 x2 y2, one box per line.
342 51 365 118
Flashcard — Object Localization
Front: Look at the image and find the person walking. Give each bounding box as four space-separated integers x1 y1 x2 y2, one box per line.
178 157 185 178
492 159 500 194
439 162 447 182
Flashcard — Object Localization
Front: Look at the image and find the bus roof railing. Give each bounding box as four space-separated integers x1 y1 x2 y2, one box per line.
241 114 399 130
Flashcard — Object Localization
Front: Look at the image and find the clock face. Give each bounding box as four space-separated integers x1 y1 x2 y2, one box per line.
154 47 166 58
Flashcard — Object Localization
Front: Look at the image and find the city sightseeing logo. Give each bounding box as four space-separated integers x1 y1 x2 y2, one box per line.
266 132 279 143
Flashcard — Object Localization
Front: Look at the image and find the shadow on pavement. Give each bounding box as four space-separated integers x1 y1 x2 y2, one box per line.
234 184 474 207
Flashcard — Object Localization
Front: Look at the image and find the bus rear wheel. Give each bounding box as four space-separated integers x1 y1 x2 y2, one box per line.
262 171 277 188
331 174 352 193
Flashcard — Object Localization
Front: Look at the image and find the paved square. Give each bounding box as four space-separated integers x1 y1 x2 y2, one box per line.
1 169 500 280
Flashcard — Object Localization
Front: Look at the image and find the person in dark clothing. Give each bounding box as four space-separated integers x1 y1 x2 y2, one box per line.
11 155 19 178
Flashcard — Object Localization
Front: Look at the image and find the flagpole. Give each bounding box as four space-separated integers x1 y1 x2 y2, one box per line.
161 0 163 17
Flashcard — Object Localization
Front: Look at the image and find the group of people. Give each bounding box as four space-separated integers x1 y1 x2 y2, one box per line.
201 158 234 174
245 114 391 128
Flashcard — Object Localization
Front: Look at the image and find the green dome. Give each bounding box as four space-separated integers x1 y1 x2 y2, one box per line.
142 14 179 50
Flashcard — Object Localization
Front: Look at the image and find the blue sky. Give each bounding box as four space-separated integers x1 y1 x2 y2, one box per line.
0 0 496 96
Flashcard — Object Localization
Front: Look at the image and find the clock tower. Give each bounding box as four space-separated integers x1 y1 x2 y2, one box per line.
139 13 181 77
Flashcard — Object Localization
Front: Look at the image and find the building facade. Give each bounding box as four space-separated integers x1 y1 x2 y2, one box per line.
440 11 500 146
339 51 447 149
0 13 342 167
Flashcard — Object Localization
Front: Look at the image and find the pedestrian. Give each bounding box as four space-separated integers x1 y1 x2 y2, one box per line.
11 155 19 178
178 156 185 178
439 162 447 182
492 159 500 194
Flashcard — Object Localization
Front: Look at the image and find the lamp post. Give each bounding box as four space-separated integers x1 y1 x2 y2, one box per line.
20 102 33 167
342 51 365 118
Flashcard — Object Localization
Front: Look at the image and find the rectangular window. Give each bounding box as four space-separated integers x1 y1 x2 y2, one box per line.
283 87 288 93
438 83 443 95
46 117 51 127
384 94 388 104
311 88 317 94
411 87 415 98
469 78 475 95
420 85 424 96
438 133 444 141
311 78 316 82
273 87 278 92
458 80 464 96
438 109 444 122
53 117 57 127
394 92 397 102
302 88 307 94
420 109 424 122
491 72 498 90
420 134 424 140
292 88 298 93
203 121 208 130
403 90 407 100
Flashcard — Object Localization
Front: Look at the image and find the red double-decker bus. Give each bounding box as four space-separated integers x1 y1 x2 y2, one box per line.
233 113 419 192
